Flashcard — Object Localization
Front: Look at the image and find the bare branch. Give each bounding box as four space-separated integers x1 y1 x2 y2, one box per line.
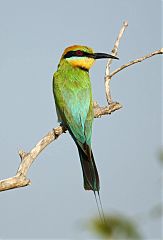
105 21 128 104
0 126 65 192
93 102 122 118
110 48 163 78
17 126 66 177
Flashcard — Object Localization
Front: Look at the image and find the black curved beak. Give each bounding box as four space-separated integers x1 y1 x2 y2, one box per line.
92 52 119 60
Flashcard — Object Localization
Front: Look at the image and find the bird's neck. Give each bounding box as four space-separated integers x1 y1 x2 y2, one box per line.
58 59 90 75
58 58 94 72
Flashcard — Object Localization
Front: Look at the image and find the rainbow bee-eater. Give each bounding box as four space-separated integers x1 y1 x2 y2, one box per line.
53 45 118 193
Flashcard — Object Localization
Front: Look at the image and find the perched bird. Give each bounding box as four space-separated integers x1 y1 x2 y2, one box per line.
53 45 118 193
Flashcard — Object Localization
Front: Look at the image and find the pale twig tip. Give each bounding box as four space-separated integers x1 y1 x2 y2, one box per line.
123 21 128 27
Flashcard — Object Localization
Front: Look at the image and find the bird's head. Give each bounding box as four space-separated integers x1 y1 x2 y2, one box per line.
60 45 118 71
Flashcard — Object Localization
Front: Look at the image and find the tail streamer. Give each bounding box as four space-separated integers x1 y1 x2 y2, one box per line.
93 191 106 225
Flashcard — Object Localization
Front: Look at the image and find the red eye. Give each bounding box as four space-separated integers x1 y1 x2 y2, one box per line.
76 50 83 56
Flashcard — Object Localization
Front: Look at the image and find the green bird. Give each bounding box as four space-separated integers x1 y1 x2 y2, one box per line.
53 45 118 192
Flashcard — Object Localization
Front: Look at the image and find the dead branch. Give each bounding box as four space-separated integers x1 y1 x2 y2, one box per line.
110 48 163 78
105 21 128 104
0 21 162 192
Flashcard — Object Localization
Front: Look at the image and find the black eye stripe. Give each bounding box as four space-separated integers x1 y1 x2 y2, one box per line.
64 50 93 59
63 51 74 58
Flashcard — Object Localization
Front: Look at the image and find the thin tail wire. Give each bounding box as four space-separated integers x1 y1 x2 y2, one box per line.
97 191 106 224
93 191 106 224
93 191 103 222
